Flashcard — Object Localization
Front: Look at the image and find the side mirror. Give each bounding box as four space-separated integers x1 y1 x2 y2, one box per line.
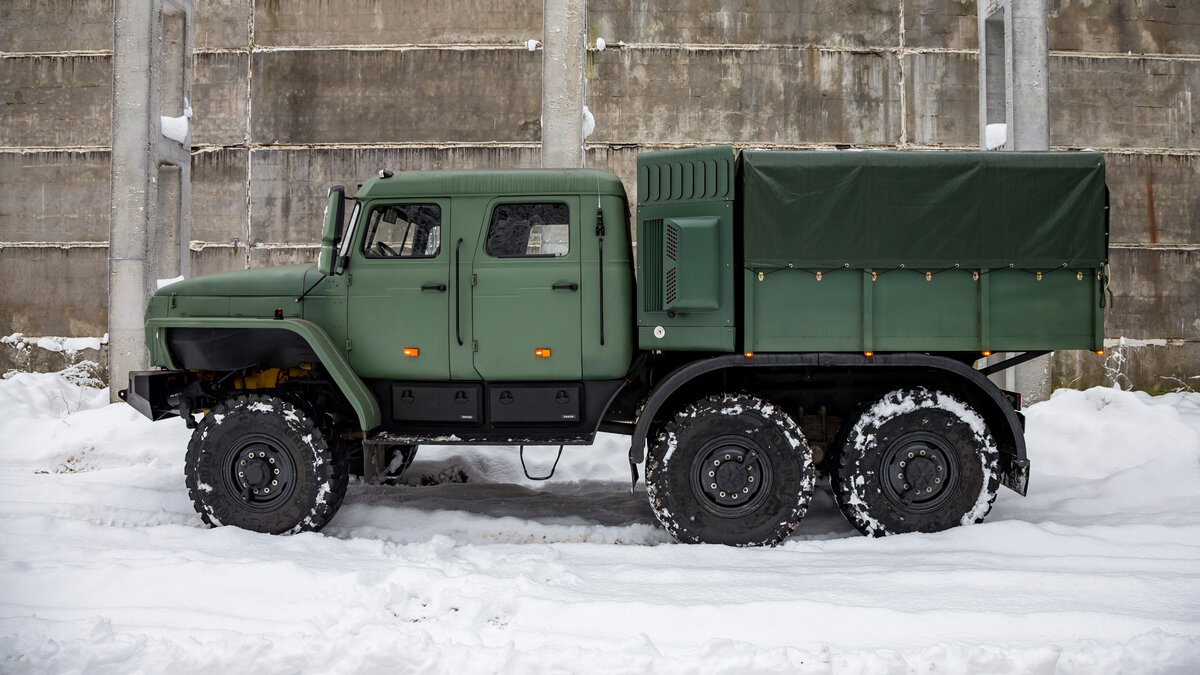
317 185 345 276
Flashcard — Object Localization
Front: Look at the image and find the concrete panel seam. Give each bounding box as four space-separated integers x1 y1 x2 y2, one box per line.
1049 50 1200 62
0 146 111 153
0 242 109 249
187 242 319 251
1110 244 1200 251
248 44 540 54
0 50 112 58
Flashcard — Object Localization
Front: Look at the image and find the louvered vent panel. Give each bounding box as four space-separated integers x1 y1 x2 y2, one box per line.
641 218 664 312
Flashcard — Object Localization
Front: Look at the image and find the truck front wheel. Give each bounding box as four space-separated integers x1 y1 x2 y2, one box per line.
646 394 816 546
184 394 346 534
831 388 1000 537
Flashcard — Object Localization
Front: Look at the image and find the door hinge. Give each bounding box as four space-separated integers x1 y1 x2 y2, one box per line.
471 274 478 287
472 340 479 352
345 339 352 351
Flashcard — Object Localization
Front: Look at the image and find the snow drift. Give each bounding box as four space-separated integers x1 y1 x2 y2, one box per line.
1 369 1198 673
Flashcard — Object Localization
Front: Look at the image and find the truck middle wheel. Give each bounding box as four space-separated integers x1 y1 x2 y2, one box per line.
645 394 817 546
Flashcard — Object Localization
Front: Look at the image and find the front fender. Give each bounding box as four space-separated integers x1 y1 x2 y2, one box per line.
145 317 381 431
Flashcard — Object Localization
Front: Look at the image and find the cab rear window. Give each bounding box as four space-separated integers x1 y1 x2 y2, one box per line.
485 203 569 258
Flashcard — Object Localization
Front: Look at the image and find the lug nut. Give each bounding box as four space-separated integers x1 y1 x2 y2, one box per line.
935 477 941 483
711 483 718 489
240 460 246 466
709 471 715 477
926 487 932 493
274 468 279 475
742 487 749 493
725 454 731 460
271 480 277 486
908 452 914 459
920 450 926 456
898 473 904 479
900 461 906 467
269 458 275 464
903 484 910 490
747 476 754 483
238 471 244 477
264 488 270 494
719 491 726 497
713 460 720 466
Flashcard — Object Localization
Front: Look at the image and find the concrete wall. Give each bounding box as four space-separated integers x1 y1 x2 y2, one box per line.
1 0 1197 393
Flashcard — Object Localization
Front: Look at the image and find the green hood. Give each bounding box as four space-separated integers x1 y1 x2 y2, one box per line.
156 264 315 297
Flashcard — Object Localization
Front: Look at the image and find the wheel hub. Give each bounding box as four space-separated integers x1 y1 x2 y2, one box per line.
880 431 959 513
223 435 297 512
690 437 770 516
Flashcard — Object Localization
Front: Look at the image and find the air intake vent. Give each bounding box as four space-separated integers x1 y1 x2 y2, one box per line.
641 218 664 312
666 222 679 261
665 267 677 306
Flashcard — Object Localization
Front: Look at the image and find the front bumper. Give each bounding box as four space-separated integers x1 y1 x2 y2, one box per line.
118 370 185 421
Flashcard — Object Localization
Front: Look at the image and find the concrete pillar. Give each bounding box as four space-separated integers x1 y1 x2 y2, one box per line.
978 0 1052 402
978 0 1050 151
109 0 193 400
540 0 587 168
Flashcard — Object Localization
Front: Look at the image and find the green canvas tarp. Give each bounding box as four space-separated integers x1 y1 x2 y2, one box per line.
739 150 1108 270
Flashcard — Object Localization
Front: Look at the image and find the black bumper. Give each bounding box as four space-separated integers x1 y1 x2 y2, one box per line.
118 370 185 421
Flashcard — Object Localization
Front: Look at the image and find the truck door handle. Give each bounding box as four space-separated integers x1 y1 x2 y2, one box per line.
552 283 579 291
455 239 464 346
421 283 447 292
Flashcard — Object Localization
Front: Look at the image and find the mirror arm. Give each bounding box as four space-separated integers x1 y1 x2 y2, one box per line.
295 273 328 303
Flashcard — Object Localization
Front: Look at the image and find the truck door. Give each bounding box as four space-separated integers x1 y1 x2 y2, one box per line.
345 199 451 380
470 198 582 380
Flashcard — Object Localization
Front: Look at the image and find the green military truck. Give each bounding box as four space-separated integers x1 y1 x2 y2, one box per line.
121 146 1109 546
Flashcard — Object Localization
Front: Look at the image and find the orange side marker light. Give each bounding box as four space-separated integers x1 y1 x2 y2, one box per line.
403 348 419 357
535 348 551 358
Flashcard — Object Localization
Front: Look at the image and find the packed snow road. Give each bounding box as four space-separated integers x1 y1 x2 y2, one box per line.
1 368 1199 673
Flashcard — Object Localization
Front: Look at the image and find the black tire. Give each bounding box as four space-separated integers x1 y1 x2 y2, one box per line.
645 394 817 546
184 394 346 534
831 388 1000 537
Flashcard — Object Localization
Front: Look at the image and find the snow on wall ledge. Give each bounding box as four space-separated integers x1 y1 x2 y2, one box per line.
1 334 108 381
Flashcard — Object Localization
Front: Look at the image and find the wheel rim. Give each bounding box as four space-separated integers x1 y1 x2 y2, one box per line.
221 433 298 512
689 435 772 518
879 431 960 514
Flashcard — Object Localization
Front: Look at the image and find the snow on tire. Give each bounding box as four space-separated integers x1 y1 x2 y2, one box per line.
645 394 816 546
832 388 1000 537
185 394 345 535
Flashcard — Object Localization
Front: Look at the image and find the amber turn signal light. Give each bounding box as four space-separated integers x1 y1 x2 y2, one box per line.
1096 350 1105 356
403 348 419 357
982 351 992 357
744 352 754 358
864 351 874 357
535 348 551 358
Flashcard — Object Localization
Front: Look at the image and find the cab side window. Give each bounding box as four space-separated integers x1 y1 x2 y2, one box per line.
485 202 570 258
362 204 442 258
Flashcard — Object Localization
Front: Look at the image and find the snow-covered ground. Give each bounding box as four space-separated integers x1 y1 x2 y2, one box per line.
2 367 1198 673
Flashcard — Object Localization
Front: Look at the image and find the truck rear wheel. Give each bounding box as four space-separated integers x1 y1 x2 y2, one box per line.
184 394 345 534
831 388 1000 537
645 394 816 546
